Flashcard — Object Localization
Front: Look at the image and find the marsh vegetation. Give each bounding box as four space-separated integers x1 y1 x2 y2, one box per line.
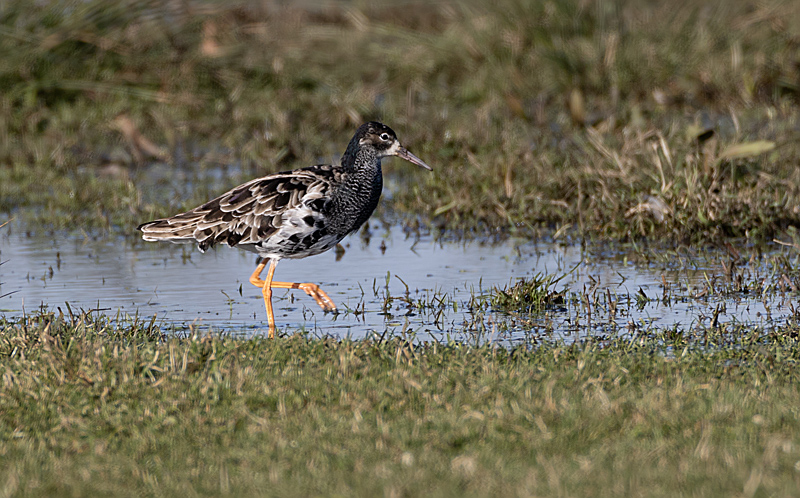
2 0 800 495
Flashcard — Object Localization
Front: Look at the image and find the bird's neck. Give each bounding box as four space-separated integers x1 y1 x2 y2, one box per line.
340 145 383 191
329 147 383 235
341 140 377 172
338 147 382 199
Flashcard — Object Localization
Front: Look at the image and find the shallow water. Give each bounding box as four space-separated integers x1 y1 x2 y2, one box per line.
0 223 796 343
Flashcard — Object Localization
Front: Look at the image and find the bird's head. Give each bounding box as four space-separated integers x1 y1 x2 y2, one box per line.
346 121 432 171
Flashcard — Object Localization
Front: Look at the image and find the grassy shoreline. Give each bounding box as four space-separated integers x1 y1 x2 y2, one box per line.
1 310 799 496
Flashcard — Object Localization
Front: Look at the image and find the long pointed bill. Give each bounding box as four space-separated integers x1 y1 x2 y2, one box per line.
395 146 432 170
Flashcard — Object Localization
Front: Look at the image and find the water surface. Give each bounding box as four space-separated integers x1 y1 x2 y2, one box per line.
0 223 795 343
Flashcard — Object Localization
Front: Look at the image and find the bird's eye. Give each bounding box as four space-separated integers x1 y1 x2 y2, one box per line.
379 133 391 141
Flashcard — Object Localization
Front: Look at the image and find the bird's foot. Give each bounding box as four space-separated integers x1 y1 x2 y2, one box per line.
297 283 337 313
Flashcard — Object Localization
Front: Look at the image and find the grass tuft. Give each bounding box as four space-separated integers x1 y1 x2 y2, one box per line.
491 273 565 313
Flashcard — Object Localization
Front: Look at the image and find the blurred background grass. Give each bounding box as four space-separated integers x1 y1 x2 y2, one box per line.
0 0 799 241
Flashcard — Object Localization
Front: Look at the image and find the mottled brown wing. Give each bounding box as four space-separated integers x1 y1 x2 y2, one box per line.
138 166 338 252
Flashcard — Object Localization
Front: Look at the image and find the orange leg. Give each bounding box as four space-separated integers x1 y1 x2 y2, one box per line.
248 260 338 337
249 260 277 338
248 261 269 287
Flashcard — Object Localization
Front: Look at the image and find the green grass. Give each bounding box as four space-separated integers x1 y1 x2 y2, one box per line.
2 310 800 496
491 273 566 313
0 0 799 241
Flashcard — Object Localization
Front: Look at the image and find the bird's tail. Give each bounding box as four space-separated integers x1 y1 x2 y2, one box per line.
137 212 204 243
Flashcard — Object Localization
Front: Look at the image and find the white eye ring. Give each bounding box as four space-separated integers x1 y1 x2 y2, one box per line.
380 133 391 141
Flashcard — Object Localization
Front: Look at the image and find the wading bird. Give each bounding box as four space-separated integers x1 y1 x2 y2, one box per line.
138 122 431 337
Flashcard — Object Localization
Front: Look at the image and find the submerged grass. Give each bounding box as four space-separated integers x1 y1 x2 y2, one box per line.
2 310 800 496
0 0 799 241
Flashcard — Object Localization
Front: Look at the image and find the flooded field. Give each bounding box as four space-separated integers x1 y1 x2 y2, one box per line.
1 222 796 344
4 2 800 495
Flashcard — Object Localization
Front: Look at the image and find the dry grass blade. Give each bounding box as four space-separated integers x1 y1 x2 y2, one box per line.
717 141 776 161
626 196 672 223
0 219 12 297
